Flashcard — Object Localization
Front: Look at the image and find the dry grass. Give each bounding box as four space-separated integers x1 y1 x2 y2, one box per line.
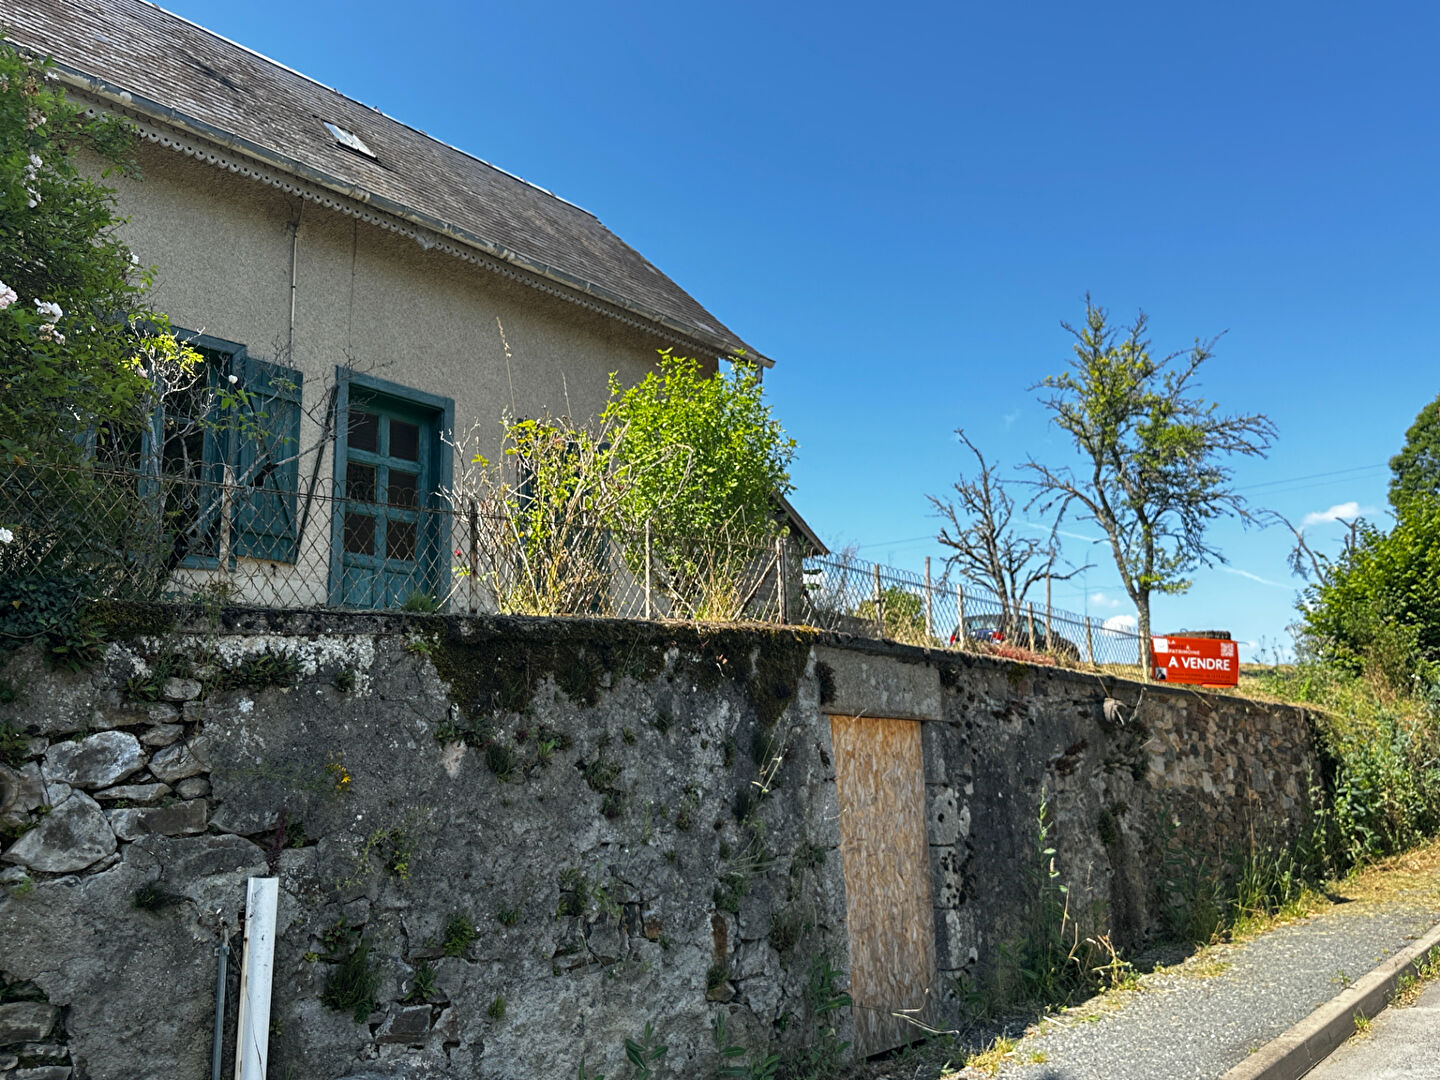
961 1036 1018 1076
1184 956 1234 979
1390 945 1440 1007
1330 836 1440 910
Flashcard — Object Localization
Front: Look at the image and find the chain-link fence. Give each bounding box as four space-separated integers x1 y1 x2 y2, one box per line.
798 553 1146 667
0 463 788 625
1 462 1142 668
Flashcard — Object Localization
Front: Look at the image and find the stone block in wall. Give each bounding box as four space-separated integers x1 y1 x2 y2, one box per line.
160 677 202 702
813 646 942 722
147 742 205 784
1 791 116 873
93 783 171 805
374 1004 432 1044
41 732 144 790
174 777 210 800
933 906 977 973
926 787 963 846
140 723 183 747
10 1064 73 1080
929 844 968 910
0 1001 57 1043
1 764 63 815
106 799 208 841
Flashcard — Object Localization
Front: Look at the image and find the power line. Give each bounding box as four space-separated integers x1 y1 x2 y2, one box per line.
853 534 935 549
1235 462 1387 493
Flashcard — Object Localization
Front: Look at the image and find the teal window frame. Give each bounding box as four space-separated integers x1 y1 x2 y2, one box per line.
143 331 304 567
328 368 454 608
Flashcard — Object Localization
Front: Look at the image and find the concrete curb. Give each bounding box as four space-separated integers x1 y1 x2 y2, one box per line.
1218 918 1440 1080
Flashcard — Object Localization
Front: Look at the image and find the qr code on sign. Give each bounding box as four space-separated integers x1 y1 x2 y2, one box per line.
1220 643 1235 658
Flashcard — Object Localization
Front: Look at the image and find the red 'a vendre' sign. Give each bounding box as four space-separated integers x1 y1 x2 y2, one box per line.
1150 636 1239 686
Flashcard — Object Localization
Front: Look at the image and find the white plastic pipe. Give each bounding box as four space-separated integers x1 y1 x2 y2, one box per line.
233 877 279 1080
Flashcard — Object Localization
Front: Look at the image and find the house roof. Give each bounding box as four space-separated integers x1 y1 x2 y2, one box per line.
3 0 771 365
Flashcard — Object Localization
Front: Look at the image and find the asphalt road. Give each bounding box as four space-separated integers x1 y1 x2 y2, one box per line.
1305 977 1440 1080
984 902 1440 1080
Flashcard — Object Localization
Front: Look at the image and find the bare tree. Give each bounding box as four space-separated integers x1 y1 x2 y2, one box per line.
928 429 1084 633
1260 508 1363 583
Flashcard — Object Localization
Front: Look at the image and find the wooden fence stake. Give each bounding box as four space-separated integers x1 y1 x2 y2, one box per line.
643 520 652 619
873 563 884 638
776 537 787 624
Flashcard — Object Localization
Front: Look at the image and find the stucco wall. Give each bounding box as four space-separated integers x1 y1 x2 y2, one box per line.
0 614 1321 1079
109 139 683 466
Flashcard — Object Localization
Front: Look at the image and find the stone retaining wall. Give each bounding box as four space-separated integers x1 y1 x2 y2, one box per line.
0 610 1319 1079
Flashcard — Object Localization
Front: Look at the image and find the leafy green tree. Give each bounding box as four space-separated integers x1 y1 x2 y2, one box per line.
1389 392 1440 510
0 45 193 466
1301 496 1440 688
0 47 200 656
602 350 796 615
1022 297 1275 671
853 585 928 643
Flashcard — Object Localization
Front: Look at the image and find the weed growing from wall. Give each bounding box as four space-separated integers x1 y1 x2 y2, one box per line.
405 962 436 1004
321 933 379 1022
0 719 28 767
441 913 478 958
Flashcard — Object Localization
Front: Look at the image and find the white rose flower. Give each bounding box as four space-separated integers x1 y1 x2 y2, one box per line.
29 154 42 168
0 527 14 545
0 282 16 309
34 300 62 320
227 374 239 385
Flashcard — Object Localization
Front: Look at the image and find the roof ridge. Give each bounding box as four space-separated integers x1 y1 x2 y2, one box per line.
134 0 596 218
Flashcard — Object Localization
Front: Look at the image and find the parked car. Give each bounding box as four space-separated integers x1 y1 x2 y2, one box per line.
949 615 1081 660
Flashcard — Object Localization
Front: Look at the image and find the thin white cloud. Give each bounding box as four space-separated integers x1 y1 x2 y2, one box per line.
1089 591 1121 609
1003 409 1021 429
1300 501 1376 531
1020 521 1107 545
1102 613 1137 635
1217 566 1288 589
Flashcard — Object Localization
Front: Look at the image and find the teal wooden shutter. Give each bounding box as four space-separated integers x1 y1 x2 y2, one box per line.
233 356 302 563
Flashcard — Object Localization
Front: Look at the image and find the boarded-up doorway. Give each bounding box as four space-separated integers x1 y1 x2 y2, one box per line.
829 714 937 1057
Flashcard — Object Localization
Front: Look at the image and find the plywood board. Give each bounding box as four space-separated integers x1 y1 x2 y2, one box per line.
830 714 937 1056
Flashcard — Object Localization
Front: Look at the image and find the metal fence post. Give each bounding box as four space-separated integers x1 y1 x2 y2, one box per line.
467 500 479 614
1045 574 1052 634
957 583 966 649
872 563 883 638
1027 601 1037 651
218 464 233 578
643 520 652 620
1086 615 1095 666
923 556 933 641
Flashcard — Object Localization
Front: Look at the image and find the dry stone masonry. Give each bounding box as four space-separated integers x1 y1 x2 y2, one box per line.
0 610 1321 1079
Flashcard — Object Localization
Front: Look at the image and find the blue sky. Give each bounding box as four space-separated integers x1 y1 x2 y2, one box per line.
156 0 1438 658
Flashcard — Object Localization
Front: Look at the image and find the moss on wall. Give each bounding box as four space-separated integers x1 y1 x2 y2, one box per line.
423 617 815 731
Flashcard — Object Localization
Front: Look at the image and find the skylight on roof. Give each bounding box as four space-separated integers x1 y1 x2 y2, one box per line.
323 121 375 159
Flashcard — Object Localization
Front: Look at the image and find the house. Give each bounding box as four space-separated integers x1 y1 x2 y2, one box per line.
4 0 821 612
